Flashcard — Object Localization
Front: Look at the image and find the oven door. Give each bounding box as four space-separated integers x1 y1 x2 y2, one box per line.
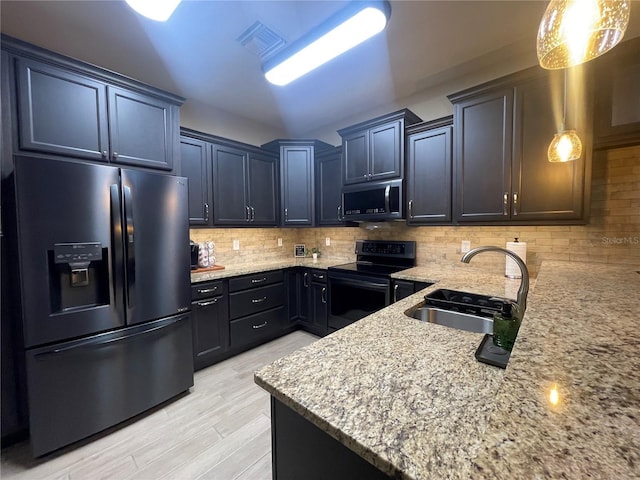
328 270 391 331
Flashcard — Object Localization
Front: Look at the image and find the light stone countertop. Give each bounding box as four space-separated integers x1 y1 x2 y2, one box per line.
254 260 640 479
190 258 342 283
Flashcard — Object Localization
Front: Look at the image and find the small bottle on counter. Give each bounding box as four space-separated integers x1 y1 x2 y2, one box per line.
492 301 521 351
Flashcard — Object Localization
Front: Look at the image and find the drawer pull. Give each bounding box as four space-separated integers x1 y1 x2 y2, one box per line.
252 296 267 304
198 286 218 294
251 277 267 284
197 298 218 307
252 321 268 329
313 274 325 280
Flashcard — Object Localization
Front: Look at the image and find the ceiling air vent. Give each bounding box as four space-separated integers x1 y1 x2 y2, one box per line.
237 21 286 59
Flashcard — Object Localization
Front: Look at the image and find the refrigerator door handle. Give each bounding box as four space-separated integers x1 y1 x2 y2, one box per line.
110 184 125 317
34 315 186 358
123 185 136 309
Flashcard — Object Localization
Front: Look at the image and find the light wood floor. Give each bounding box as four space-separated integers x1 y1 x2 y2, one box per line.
1 331 318 480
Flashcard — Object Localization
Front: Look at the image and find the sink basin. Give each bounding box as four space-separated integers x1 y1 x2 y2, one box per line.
409 307 493 334
423 288 509 318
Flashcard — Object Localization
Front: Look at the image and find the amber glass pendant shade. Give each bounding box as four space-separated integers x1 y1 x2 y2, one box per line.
548 130 583 162
537 0 631 69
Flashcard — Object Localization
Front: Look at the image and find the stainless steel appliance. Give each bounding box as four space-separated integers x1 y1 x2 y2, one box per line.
328 240 416 331
13 155 193 456
341 178 403 222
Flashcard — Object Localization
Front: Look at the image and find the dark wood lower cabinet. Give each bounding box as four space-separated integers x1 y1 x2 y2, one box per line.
271 397 392 480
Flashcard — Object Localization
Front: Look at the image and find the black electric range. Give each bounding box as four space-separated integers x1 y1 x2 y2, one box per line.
327 240 416 331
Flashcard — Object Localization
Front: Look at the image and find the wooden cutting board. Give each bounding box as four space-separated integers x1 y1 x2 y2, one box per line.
192 265 225 273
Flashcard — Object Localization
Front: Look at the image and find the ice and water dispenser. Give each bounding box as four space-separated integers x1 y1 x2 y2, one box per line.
50 242 109 313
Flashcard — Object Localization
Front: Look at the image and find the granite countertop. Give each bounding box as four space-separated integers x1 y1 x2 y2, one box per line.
254 261 640 479
190 258 343 283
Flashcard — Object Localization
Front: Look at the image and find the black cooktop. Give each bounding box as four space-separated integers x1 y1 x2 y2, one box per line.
329 261 409 277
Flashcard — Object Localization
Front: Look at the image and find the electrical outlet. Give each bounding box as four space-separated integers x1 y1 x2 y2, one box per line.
233 239 240 251
461 240 471 253
325 237 331 246
278 238 283 247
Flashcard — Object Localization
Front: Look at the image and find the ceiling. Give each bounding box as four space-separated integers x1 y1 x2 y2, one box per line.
1 1 639 138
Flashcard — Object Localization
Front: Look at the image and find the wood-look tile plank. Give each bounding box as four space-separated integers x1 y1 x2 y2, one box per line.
0 331 317 480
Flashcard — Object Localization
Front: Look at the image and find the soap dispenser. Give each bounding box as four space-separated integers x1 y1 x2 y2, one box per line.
492 301 521 351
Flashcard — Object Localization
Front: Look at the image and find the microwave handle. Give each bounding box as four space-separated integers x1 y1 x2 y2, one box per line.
384 185 391 213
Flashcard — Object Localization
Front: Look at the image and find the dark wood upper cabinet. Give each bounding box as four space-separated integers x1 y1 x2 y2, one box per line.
262 139 334 227
212 143 249 225
16 58 109 162
338 109 422 185
406 117 453 225
107 87 175 171
7 38 183 172
247 151 278 226
593 36 640 149
179 137 210 225
448 67 591 224
182 128 278 227
315 146 344 225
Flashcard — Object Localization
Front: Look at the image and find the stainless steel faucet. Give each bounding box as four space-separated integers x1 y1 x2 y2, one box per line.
460 246 529 317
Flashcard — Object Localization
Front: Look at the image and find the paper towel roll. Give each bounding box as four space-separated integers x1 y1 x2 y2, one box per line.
505 240 527 278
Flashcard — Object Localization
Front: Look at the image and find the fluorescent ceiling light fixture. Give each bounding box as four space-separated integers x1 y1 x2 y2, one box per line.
264 1 391 86
537 0 631 69
125 0 181 22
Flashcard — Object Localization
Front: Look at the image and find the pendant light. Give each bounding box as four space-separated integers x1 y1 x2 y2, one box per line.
548 70 582 162
537 0 631 70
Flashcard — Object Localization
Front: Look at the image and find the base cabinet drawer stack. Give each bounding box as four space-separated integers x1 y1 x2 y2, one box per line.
229 271 286 348
191 280 229 370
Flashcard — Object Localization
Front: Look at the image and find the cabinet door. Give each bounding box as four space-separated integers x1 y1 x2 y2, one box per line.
594 37 640 149
316 149 343 225
248 152 278 225
192 295 229 370
180 137 211 225
212 144 249 225
453 89 513 222
310 282 328 335
343 130 369 184
369 120 402 181
16 58 109 161
281 146 313 226
299 270 310 324
512 75 585 221
107 86 173 170
407 126 452 224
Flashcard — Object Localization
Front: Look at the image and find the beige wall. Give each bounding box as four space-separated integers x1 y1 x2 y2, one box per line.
191 145 640 278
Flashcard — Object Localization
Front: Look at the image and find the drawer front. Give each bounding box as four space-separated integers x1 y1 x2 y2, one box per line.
310 269 327 284
230 306 285 347
229 283 284 320
229 270 283 293
191 280 225 301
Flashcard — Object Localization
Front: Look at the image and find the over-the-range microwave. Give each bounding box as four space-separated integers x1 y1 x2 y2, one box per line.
341 178 403 222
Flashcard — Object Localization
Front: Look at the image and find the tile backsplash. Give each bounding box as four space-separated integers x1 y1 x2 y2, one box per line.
191 145 640 278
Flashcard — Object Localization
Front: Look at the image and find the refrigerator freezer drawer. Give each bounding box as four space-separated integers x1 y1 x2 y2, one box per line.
25 314 194 457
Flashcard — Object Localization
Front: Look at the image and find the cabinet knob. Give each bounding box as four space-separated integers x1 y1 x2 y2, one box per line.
303 272 309 288
102 150 108 158
408 200 414 219
204 203 210 223
322 287 327 304
393 283 399 302
513 192 519 216
251 206 255 221
284 208 288 221
245 205 251 222
337 205 343 221
112 152 119 159
503 192 509 216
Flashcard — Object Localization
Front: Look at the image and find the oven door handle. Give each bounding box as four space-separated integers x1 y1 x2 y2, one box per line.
330 277 388 290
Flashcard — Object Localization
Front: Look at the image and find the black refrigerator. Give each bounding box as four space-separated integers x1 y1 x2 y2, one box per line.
13 155 193 456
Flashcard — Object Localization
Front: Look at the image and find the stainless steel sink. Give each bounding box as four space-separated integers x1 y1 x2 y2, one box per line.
409 307 493 334
423 288 509 318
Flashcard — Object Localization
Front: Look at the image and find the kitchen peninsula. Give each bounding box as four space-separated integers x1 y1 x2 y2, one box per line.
255 260 640 479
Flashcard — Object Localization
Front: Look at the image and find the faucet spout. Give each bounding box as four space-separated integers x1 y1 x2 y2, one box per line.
461 246 529 317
